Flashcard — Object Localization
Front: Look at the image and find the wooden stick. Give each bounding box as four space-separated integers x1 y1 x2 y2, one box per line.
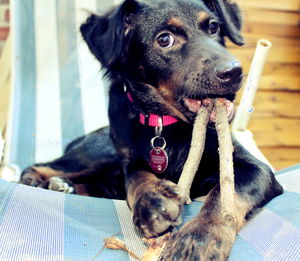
141 233 171 261
177 99 215 203
95 237 141 260
120 98 235 261
140 98 236 260
100 100 236 261
215 98 236 218
232 39 272 132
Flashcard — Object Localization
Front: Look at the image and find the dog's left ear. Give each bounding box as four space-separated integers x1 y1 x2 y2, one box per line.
204 0 244 46
80 0 140 69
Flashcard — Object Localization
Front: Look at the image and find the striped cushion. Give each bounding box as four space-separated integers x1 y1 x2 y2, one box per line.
6 0 122 174
0 166 299 260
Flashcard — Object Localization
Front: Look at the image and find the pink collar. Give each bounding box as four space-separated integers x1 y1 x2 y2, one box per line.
126 91 179 127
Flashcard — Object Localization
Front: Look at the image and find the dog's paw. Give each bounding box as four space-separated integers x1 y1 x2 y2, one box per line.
133 179 184 238
161 217 237 261
48 177 75 194
19 167 47 188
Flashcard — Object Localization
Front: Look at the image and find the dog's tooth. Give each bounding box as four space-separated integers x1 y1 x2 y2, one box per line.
210 109 217 122
225 100 232 108
225 100 234 117
184 98 201 113
202 99 212 106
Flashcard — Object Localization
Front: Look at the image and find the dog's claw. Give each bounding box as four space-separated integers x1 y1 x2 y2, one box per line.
19 168 47 188
48 177 75 194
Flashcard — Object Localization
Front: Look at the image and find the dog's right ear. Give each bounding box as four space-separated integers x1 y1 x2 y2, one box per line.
80 0 140 69
204 0 244 46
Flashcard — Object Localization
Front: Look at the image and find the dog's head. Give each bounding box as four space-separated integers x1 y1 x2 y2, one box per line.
81 0 244 122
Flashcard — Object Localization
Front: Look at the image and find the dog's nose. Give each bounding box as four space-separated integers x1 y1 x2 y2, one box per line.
215 61 242 83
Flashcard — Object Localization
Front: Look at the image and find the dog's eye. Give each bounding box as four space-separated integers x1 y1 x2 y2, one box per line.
208 21 219 34
157 33 175 48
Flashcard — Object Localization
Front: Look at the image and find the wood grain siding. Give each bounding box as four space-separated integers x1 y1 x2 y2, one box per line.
230 0 300 169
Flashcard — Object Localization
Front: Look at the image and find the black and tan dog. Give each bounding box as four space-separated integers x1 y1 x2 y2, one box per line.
21 0 283 259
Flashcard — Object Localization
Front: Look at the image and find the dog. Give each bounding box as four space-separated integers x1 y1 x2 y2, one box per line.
20 0 283 259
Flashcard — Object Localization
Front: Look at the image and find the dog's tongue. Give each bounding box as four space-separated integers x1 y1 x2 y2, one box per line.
184 98 234 122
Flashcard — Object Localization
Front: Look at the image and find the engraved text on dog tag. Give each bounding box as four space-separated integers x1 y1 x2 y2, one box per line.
149 147 168 173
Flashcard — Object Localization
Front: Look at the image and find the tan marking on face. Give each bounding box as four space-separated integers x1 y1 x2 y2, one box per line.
156 80 188 122
167 17 184 28
158 84 174 98
198 11 209 23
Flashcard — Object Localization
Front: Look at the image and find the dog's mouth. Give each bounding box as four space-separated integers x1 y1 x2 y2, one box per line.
183 98 235 122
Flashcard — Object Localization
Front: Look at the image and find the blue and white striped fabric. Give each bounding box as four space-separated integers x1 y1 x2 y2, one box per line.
4 0 122 180
0 165 299 260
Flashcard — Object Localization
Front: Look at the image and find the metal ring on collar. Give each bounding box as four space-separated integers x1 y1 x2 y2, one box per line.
150 136 166 150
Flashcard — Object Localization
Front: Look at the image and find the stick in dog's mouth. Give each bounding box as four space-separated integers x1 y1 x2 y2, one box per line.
183 98 234 122
141 98 236 260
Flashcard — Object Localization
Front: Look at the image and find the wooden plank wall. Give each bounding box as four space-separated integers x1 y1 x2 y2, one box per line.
230 0 300 169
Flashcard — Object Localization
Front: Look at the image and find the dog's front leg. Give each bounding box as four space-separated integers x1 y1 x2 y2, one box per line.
126 170 184 238
161 155 283 260
161 185 248 260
